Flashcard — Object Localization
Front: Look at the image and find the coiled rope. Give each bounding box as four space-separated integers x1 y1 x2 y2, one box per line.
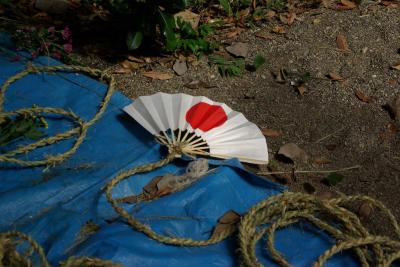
0 64 115 168
1 66 400 266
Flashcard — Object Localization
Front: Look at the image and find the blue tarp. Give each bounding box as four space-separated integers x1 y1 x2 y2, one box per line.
0 34 359 266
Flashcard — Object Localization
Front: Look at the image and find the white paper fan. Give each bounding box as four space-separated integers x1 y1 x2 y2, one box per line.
123 92 269 164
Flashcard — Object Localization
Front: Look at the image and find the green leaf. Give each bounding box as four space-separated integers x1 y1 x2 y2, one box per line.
254 54 266 70
126 31 143 50
325 173 344 186
158 10 178 51
219 0 233 16
24 129 45 140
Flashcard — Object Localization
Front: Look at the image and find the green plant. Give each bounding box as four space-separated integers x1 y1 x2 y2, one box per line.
13 25 73 61
246 54 266 71
266 0 286 11
208 54 245 77
0 114 48 147
87 0 190 51
174 18 217 55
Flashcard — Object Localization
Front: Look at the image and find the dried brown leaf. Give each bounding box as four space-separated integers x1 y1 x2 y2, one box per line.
316 191 334 200
358 202 373 219
336 34 350 51
113 68 132 74
227 28 245 39
121 60 140 71
262 128 282 137
272 26 286 34
314 157 332 165
279 12 296 25
142 71 173 80
218 210 241 224
391 64 400 70
210 223 236 239
127 55 145 63
265 10 276 18
278 143 309 163
255 31 273 40
297 85 306 96
340 0 357 9
328 72 345 81
355 90 372 103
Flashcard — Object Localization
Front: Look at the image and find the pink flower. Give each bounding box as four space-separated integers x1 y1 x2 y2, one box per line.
61 26 71 40
63 43 73 54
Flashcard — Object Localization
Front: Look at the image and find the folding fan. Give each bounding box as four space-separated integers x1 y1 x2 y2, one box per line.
123 92 269 164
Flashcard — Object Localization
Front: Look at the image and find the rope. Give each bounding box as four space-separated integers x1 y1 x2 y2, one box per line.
0 65 118 266
0 64 115 168
0 231 122 267
1 65 400 266
105 150 400 267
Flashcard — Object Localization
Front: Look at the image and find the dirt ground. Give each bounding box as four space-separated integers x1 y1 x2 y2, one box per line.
78 4 400 234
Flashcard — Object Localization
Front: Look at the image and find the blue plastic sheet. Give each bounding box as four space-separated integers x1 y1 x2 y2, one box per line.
0 34 359 266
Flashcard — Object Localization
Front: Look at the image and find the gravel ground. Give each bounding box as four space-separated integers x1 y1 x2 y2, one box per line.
78 5 400 234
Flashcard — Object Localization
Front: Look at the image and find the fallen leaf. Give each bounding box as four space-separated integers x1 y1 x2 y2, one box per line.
142 71 173 80
388 96 400 121
358 202 373 219
174 10 200 29
314 157 332 165
272 26 286 34
226 42 249 58
210 210 240 239
121 60 140 71
113 68 132 74
262 128 282 137
296 85 306 96
127 55 145 63
313 18 321 25
324 173 344 186
336 34 350 51
303 183 316 194
355 90 372 103
226 28 245 39
388 79 398 86
279 12 296 25
173 60 188 76
218 210 241 224
143 176 164 195
391 64 400 71
278 143 309 163
210 223 236 239
316 191 334 200
339 0 357 9
265 10 276 18
254 31 273 40
328 72 345 81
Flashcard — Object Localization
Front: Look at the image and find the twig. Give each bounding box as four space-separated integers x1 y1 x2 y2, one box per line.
258 165 361 176
315 126 345 143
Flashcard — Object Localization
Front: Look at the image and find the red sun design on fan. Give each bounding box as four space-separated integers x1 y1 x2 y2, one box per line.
185 102 228 132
